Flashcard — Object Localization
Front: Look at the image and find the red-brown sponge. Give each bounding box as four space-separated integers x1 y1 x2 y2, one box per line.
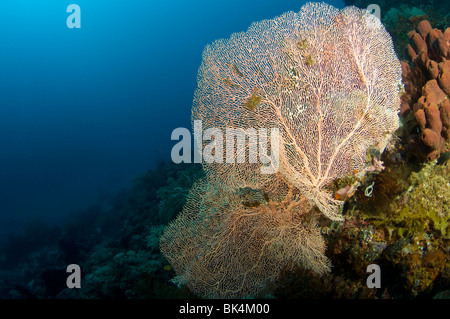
401 20 450 161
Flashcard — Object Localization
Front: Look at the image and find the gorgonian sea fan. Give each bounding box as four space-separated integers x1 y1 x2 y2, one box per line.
161 2 401 298
192 2 402 220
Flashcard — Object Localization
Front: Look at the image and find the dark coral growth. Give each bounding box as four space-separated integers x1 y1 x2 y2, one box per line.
0 162 201 299
271 141 450 299
345 1 449 60
401 20 450 162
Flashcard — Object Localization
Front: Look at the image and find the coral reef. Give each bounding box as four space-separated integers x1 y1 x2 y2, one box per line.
273 155 449 299
0 156 448 299
0 2 449 301
344 1 449 60
0 162 198 299
344 158 450 297
401 20 450 161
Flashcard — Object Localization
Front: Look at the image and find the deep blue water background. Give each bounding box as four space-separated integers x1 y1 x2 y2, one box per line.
0 0 344 243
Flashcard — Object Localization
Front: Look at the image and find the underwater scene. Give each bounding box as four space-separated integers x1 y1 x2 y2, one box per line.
0 0 450 303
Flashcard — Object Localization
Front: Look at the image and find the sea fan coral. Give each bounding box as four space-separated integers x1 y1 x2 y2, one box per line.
160 2 401 298
192 2 401 220
161 175 329 298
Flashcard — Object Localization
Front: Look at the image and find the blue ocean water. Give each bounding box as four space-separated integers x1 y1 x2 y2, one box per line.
0 1 344 243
